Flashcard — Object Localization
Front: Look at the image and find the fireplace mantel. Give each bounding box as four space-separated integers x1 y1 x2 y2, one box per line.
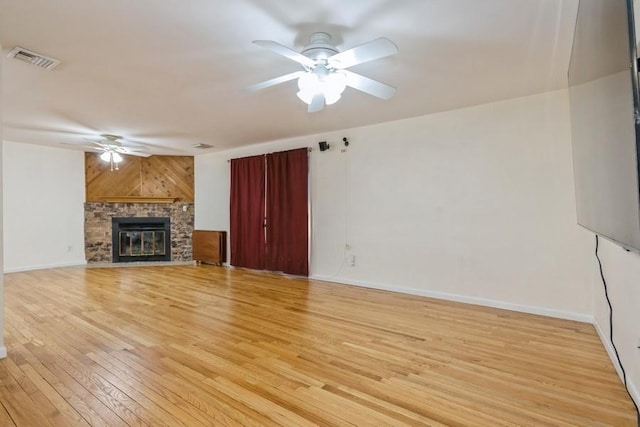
100 196 178 204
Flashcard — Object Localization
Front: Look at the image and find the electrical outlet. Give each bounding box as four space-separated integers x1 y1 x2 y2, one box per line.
348 254 356 266
67 245 73 252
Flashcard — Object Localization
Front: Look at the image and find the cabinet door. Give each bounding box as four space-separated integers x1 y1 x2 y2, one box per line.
192 230 226 264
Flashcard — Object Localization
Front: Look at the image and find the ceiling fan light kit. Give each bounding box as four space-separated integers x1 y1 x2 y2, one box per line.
99 150 123 163
99 150 122 171
296 68 347 106
249 32 398 113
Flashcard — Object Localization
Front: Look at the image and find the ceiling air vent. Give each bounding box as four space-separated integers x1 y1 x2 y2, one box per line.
192 143 214 149
7 47 60 70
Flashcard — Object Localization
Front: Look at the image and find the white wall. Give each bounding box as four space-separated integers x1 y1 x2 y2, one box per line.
196 89 593 320
2 142 86 272
0 41 6 358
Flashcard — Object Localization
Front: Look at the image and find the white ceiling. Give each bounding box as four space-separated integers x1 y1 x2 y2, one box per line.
0 0 579 155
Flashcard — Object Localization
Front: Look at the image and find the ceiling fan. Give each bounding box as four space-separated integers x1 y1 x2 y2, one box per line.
85 134 151 171
248 32 398 113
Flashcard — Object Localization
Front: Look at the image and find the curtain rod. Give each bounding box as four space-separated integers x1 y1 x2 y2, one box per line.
227 147 312 163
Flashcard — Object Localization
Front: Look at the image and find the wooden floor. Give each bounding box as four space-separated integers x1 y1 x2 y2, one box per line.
0 265 636 426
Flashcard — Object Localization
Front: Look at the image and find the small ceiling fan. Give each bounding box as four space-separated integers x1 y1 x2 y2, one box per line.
85 134 151 171
248 32 398 113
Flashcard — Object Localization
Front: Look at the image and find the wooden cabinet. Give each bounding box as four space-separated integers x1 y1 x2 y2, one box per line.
192 230 227 265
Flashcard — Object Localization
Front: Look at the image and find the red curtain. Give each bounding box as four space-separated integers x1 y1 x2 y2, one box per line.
266 148 309 276
230 155 266 270
229 148 308 276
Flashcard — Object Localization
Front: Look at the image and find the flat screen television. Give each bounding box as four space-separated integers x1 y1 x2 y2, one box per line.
568 0 640 252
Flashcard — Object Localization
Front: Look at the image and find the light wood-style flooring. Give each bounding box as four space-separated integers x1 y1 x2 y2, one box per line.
0 265 636 426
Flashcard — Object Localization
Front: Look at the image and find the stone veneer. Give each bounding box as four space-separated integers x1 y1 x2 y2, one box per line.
85 202 194 263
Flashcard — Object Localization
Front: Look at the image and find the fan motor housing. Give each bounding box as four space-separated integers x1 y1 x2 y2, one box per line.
302 32 339 62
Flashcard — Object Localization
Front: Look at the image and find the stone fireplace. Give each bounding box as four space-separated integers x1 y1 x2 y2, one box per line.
85 202 193 263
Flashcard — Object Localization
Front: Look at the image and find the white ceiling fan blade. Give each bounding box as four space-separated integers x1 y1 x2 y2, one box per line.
60 142 102 151
253 40 316 68
308 93 325 113
82 139 111 149
343 70 396 100
116 147 152 157
246 71 304 92
328 38 398 69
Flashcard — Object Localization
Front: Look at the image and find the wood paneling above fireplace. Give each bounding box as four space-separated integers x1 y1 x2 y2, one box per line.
85 153 194 202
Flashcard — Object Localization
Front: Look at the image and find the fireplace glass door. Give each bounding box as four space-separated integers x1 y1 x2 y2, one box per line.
119 230 166 257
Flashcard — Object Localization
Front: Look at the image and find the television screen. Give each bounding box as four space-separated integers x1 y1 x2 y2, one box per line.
568 0 640 251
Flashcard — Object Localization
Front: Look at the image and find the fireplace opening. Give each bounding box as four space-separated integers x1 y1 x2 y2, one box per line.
112 217 171 263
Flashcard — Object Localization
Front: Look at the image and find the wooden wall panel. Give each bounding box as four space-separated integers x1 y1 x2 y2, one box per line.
85 153 142 201
85 153 194 202
140 156 194 202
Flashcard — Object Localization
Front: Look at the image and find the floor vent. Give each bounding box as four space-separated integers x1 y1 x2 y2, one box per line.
7 47 60 70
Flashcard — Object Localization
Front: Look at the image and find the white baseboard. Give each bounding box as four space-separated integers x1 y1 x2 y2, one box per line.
310 275 593 323
3 260 87 274
0 346 7 359
593 319 640 409
593 320 623 377
628 379 640 419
